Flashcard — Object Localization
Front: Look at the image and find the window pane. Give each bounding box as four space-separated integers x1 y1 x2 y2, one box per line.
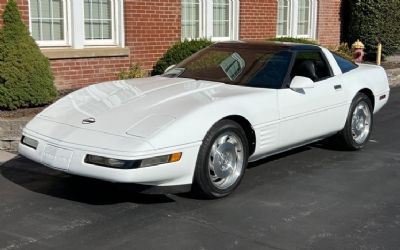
102 21 112 39
92 21 101 39
53 19 63 40
41 0 51 18
52 0 62 18
84 0 114 40
30 0 39 18
101 0 111 19
31 20 41 40
42 20 52 40
29 0 65 41
181 0 200 39
92 1 100 19
213 0 229 37
84 1 90 18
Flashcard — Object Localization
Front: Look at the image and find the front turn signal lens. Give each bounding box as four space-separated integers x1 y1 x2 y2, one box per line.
169 152 182 163
139 152 182 168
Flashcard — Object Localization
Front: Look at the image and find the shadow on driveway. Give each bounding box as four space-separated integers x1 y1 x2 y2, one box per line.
0 156 175 205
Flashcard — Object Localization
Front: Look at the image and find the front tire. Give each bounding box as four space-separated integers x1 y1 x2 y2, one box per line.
339 92 373 150
192 120 249 198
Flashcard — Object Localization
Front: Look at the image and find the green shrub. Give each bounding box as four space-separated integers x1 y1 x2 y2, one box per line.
153 39 213 75
342 0 400 56
0 0 57 110
269 37 319 45
118 63 148 79
327 42 354 62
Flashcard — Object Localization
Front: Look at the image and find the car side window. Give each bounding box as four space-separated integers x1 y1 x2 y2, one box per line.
290 51 332 82
332 53 358 73
247 51 292 89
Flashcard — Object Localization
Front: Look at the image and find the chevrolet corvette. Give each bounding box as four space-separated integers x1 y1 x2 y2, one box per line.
19 42 390 198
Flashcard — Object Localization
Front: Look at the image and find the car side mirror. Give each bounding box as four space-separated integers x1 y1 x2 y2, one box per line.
290 76 315 89
164 65 176 74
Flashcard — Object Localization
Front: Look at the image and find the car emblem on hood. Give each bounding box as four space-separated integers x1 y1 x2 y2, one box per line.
82 117 96 124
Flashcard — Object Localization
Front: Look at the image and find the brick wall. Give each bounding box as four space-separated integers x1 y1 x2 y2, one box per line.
317 0 341 46
125 0 181 70
240 0 277 40
50 57 131 89
0 0 342 90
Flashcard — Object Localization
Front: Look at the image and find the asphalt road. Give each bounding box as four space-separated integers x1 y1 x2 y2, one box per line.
1 88 399 250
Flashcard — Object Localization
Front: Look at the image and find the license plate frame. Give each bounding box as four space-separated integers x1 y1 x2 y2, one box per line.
42 145 73 171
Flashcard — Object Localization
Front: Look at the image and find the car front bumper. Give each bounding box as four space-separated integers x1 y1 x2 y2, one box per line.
18 128 201 188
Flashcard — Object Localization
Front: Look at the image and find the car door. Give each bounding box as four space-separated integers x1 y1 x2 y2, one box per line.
278 50 348 148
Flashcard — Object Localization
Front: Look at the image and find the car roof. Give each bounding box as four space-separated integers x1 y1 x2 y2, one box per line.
210 41 321 52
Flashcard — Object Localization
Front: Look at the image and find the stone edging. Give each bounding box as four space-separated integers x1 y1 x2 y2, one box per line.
0 116 33 152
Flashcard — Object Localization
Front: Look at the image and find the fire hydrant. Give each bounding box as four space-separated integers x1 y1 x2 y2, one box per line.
352 39 365 63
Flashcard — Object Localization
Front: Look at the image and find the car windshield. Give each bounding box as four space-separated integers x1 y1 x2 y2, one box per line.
163 46 293 89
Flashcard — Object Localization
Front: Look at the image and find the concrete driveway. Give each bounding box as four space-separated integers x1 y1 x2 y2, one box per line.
1 88 399 250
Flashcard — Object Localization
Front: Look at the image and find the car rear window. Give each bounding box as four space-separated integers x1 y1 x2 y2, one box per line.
332 53 358 73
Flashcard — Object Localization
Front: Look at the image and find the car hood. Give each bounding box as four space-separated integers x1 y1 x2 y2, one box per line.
37 76 226 138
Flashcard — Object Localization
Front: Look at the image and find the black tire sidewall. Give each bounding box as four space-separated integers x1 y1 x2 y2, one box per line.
343 93 373 150
193 120 249 198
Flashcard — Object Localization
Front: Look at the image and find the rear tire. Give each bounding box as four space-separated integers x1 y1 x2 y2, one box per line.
338 92 373 150
192 120 249 198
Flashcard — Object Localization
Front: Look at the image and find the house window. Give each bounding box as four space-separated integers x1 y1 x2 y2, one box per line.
29 0 67 46
277 0 290 36
276 0 316 39
29 0 123 48
181 0 239 41
84 0 115 45
181 0 200 39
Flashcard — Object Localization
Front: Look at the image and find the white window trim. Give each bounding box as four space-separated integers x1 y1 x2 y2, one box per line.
84 0 119 46
181 0 239 41
276 0 317 39
28 0 125 48
28 0 70 47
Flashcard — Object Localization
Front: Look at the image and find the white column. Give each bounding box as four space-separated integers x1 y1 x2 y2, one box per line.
205 0 213 39
231 0 239 40
118 0 125 47
311 0 318 40
71 0 85 49
291 0 298 37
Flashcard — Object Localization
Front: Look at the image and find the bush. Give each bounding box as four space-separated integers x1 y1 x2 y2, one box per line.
0 0 57 110
269 37 319 45
342 0 400 56
153 39 213 75
118 63 148 79
327 43 354 62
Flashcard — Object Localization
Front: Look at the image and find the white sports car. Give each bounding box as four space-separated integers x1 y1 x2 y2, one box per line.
19 42 390 198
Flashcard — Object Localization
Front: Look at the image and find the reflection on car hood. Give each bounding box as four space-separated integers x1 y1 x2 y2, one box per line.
37 76 225 137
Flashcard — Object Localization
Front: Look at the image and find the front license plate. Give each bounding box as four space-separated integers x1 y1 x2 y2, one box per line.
42 145 73 171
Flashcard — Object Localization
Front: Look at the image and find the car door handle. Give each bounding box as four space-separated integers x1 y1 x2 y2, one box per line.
334 84 342 90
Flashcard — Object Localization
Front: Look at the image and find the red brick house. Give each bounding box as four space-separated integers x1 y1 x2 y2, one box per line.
0 0 341 90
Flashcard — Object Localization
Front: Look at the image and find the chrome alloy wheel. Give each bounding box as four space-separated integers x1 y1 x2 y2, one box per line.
208 132 244 189
351 101 372 144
